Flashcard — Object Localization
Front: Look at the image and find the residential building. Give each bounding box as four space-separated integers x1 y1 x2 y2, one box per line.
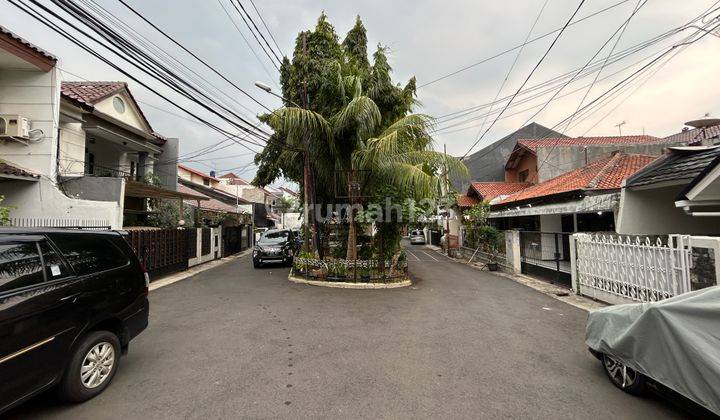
456 181 531 212
617 146 720 235
0 27 189 229
663 121 720 146
177 165 253 226
491 152 656 232
504 135 680 184
455 122 563 189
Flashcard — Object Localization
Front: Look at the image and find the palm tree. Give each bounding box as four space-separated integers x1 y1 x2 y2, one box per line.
264 78 467 260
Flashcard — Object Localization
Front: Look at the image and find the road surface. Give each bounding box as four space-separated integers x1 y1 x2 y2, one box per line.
7 243 688 419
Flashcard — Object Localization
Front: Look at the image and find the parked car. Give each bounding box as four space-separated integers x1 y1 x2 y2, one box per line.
253 229 298 268
586 286 719 417
409 229 425 245
0 228 149 414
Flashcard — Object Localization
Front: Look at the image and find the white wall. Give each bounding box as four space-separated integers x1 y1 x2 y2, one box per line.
539 214 564 260
0 177 123 229
0 67 59 178
93 92 149 132
58 120 85 176
618 185 720 235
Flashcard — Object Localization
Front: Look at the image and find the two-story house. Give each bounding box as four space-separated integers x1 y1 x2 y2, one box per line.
0 26 193 229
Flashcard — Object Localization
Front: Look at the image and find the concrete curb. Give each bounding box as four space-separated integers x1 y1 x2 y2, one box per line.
288 274 412 289
149 249 252 292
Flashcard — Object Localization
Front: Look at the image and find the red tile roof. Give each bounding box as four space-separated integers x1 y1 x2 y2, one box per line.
457 194 480 208
497 153 656 205
178 164 220 182
179 185 242 213
664 124 720 145
60 81 154 133
0 26 57 69
61 81 126 107
469 182 531 201
516 135 662 153
219 172 249 185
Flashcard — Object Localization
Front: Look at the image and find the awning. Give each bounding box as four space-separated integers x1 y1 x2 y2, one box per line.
124 180 208 200
489 192 619 218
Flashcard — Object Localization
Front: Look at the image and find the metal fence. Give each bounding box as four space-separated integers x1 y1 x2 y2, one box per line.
574 234 692 303
222 225 252 257
10 217 110 230
519 231 572 286
292 257 408 283
127 229 189 279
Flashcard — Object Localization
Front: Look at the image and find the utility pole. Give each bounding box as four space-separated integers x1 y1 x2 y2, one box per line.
300 33 314 255
444 143 451 256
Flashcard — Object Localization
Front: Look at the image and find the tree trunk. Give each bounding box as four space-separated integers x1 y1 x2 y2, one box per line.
346 170 358 260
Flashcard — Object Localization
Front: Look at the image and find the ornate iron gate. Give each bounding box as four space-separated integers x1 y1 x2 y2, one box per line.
574 234 692 303
519 231 572 286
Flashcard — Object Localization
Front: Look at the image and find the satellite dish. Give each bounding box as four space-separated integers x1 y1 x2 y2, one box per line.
685 118 720 129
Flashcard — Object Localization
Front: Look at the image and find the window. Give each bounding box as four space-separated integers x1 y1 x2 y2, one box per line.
0 242 45 293
49 234 129 276
519 169 530 182
113 96 126 114
130 161 136 178
203 178 210 186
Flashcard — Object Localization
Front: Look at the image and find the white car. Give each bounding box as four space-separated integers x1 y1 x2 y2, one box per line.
409 229 425 245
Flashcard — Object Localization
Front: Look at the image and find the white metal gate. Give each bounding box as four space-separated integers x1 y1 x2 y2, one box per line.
574 234 692 304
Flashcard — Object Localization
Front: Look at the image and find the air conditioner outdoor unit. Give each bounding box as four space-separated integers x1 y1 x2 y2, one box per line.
0 115 30 138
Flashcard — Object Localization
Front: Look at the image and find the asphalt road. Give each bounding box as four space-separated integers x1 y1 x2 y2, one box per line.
7 243 689 419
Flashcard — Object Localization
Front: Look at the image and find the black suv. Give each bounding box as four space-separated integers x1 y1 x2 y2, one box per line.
0 228 149 413
253 229 299 267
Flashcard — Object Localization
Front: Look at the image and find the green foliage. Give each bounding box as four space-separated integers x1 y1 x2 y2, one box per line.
0 195 11 226
252 12 468 258
464 201 491 226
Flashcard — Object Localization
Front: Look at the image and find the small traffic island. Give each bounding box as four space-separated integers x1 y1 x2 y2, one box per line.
289 257 412 289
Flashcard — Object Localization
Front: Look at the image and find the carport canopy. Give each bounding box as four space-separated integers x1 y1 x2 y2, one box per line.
124 179 208 200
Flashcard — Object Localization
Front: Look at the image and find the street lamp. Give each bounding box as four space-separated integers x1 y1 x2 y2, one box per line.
254 81 301 108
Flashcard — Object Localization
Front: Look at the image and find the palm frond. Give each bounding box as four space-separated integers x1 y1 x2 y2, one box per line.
332 95 381 140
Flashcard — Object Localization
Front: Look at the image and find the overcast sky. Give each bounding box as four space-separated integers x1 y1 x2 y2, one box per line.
3 0 719 184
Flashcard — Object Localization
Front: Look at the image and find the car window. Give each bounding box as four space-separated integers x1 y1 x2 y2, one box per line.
259 230 289 244
0 242 45 293
49 234 129 276
39 241 71 280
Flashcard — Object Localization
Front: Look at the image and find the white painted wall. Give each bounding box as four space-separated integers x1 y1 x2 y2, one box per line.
93 92 149 132
539 214 564 260
0 178 123 228
57 120 85 176
0 67 59 178
617 185 720 235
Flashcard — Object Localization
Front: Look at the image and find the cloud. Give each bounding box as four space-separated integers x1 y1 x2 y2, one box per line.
2 0 718 166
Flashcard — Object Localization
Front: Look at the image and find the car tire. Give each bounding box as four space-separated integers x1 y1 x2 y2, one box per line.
253 259 262 268
602 353 646 395
58 330 121 402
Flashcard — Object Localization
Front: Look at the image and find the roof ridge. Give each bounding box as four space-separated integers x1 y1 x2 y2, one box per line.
587 153 623 189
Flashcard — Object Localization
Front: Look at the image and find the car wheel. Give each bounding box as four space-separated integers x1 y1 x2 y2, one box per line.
253 259 262 268
602 353 646 395
58 331 121 402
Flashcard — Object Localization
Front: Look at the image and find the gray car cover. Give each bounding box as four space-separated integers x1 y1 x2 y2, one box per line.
585 286 720 415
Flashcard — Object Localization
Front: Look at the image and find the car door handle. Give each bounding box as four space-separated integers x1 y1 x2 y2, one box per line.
60 293 81 302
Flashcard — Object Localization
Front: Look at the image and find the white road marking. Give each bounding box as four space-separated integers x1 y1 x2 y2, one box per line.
406 251 420 261
421 251 438 262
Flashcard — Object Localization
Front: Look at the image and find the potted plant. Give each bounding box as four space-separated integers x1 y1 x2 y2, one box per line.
478 226 502 271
